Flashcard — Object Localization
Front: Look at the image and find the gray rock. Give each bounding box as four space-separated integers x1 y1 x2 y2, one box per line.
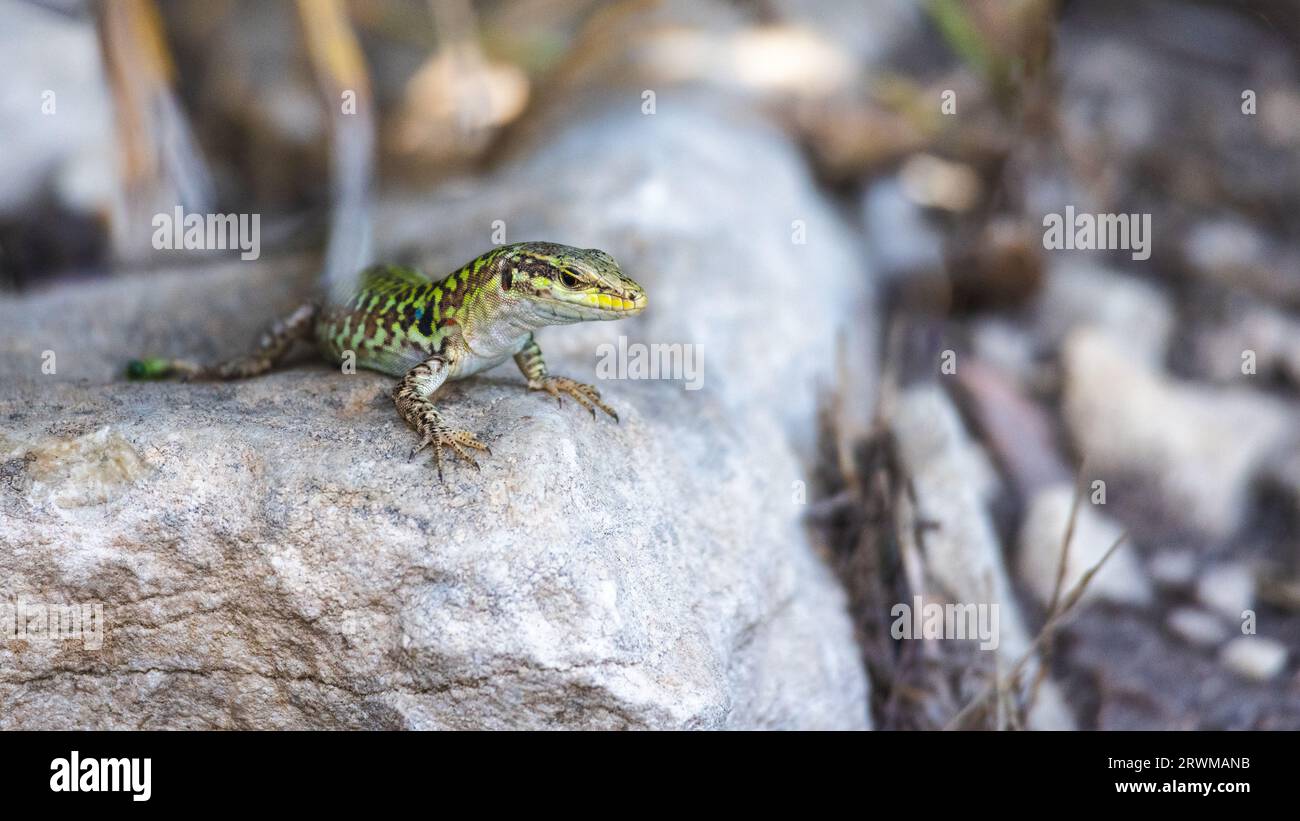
1196 563 1255 623
893 385 1074 730
1194 300 1300 386
1148 549 1197 590
1035 261 1173 366
1062 328 1297 538
0 101 870 729
1018 484 1152 608
969 319 1044 390
862 176 945 280
1166 607 1229 648
1183 216 1300 306
1219 637 1288 682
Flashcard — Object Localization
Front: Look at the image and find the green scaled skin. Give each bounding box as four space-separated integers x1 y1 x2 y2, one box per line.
127 242 648 479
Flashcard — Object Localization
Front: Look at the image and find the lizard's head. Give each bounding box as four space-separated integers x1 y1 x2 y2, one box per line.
495 242 647 324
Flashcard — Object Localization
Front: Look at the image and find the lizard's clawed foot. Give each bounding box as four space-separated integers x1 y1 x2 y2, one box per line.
529 376 618 422
409 414 491 481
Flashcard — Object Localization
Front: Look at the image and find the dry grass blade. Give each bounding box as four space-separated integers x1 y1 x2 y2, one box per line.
1046 461 1088 617
944 530 1128 730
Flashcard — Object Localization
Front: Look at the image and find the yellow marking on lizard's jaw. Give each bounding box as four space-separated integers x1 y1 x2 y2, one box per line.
588 293 615 309
579 289 644 313
583 292 644 312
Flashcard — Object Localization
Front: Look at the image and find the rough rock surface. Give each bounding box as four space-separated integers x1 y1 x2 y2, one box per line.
0 101 871 729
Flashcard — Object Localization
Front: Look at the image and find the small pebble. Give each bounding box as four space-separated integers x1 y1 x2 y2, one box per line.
1196 563 1255 621
1219 636 1288 681
1149 549 1197 589
1017 484 1152 607
1166 607 1228 647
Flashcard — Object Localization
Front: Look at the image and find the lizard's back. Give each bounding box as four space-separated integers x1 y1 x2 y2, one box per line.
316 264 457 377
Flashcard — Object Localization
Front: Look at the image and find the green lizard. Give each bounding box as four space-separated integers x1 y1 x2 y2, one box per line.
127 242 647 478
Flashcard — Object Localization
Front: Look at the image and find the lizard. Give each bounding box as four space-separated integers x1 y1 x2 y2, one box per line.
126 242 647 479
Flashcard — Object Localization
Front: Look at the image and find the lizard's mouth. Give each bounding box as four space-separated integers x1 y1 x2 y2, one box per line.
582 290 647 315
540 289 647 322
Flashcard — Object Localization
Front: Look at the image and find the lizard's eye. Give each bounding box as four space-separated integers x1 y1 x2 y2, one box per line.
558 271 582 289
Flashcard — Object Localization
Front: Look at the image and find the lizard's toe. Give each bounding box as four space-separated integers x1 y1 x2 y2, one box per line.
410 423 490 478
532 376 619 422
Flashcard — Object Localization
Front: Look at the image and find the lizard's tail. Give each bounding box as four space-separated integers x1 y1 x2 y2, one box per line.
125 357 205 380
126 301 320 382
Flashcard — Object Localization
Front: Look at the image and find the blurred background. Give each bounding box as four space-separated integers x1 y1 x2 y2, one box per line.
2 0 1298 728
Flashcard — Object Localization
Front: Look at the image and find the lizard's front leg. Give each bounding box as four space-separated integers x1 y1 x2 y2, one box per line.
513 333 618 422
394 355 490 480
